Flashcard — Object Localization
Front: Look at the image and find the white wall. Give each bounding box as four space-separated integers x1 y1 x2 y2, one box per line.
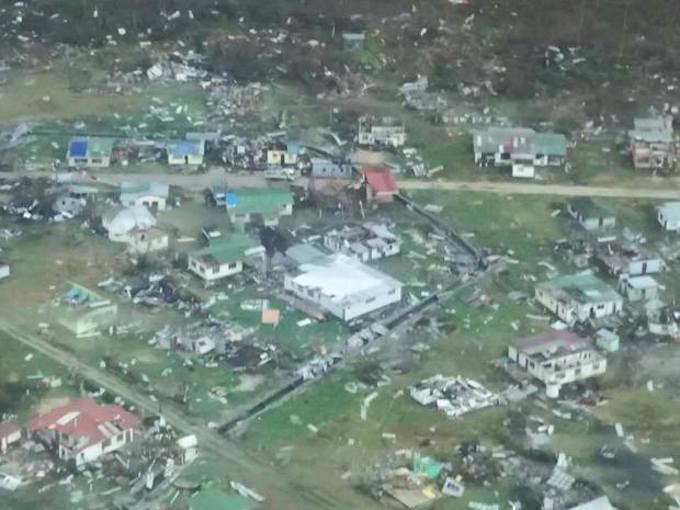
122 195 167 211
188 257 243 282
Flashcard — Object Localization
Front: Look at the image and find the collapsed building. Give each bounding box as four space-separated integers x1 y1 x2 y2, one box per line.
323 223 400 262
508 330 607 398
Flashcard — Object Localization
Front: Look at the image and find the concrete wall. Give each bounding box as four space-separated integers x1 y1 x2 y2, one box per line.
189 257 243 282
122 195 167 211
658 211 680 232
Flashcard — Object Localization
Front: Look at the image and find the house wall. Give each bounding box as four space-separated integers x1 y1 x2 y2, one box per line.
188 257 243 282
0 430 21 453
534 288 621 324
168 154 203 166
658 211 680 232
0 265 10 280
311 162 353 179
622 283 658 302
128 232 169 254
122 195 167 211
68 156 111 168
628 258 663 276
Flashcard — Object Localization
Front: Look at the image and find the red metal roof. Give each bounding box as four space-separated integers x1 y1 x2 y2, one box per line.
360 168 399 194
26 397 138 452
0 420 19 439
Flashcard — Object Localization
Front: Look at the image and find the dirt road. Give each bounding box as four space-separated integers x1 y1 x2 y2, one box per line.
0 321 373 510
398 179 680 200
7 167 680 199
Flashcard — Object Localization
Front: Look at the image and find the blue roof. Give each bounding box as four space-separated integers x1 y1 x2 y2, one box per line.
69 140 88 158
167 140 204 157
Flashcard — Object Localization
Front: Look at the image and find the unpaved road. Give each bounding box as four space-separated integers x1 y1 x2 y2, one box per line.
0 321 373 510
6 167 680 199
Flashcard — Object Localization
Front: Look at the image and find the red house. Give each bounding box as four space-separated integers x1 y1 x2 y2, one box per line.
359 168 399 203
26 397 139 468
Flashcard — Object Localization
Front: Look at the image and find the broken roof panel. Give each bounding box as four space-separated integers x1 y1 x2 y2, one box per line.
68 137 114 158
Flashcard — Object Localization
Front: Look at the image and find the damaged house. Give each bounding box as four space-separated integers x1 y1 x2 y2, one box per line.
323 223 400 262
58 283 118 337
102 205 168 254
567 198 616 231
120 181 170 212
167 139 205 166
310 157 354 179
619 275 659 302
357 116 407 148
629 116 676 170
225 187 294 228
472 127 567 178
596 246 664 277
535 271 623 325
26 397 138 468
284 252 402 321
359 167 399 203
509 330 607 398
267 141 302 167
67 137 115 168
188 234 264 283
657 201 680 232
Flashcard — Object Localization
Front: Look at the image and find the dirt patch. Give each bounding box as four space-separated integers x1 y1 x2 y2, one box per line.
232 374 265 393
351 150 387 167
35 396 70 415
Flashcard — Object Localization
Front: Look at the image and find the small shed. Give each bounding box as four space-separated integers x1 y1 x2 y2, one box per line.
120 182 170 211
620 275 658 302
657 202 680 232
0 263 10 281
167 140 205 166
567 198 616 231
67 137 114 168
342 32 366 51
595 329 620 353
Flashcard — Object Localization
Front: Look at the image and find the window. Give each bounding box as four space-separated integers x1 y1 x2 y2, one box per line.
388 289 397 295
593 362 600 370
103 438 111 448
365 297 376 304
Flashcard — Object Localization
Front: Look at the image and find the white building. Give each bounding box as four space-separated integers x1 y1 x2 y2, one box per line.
188 235 264 283
358 116 407 148
284 252 402 321
323 223 401 262
657 202 680 232
102 205 167 253
535 271 623 325
120 182 170 212
26 397 138 468
508 330 607 398
0 264 9 281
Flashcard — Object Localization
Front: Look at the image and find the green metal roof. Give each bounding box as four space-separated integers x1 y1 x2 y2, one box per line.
540 271 621 304
191 234 259 265
533 133 567 156
227 188 293 217
190 489 253 510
